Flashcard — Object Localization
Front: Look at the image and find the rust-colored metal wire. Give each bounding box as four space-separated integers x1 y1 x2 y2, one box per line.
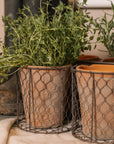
16 65 72 134
72 62 114 144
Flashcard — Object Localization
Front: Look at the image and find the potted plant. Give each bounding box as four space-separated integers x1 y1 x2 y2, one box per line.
94 1 114 63
1 1 94 129
76 64 114 140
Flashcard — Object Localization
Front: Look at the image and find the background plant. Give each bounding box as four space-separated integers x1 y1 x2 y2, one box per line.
94 1 114 57
0 1 94 80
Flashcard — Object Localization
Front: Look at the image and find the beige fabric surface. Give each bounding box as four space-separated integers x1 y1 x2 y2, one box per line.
0 117 16 144
8 128 89 144
0 117 89 144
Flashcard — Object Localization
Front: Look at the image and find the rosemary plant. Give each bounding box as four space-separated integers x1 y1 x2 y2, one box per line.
0 1 94 81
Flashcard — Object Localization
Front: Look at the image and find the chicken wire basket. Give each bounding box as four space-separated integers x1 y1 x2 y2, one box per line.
16 65 72 134
72 64 114 144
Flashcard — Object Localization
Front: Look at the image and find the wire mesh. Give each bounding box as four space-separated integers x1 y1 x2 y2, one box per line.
72 63 114 144
16 65 72 133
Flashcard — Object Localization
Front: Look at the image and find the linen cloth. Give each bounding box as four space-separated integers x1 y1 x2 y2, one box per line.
0 116 89 144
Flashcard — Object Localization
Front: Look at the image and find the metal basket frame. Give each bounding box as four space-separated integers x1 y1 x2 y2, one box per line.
72 62 114 144
16 65 72 134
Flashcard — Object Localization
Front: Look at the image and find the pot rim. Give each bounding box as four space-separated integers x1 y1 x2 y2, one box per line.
21 64 72 70
101 57 114 62
78 55 99 61
76 64 114 74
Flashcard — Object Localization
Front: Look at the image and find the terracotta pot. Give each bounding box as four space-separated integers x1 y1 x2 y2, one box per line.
76 64 114 140
101 57 114 63
0 74 17 115
78 55 99 61
19 65 71 128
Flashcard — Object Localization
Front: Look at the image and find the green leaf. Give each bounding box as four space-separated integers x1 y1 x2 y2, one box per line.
97 37 101 41
89 36 94 40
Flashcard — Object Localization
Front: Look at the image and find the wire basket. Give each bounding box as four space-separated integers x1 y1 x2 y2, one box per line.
16 65 72 133
72 63 114 144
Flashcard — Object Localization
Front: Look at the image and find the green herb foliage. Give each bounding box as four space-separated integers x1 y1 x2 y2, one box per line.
0 1 94 80
94 1 114 57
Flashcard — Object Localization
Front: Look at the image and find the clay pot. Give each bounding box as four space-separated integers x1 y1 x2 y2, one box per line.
78 55 99 61
19 65 71 128
76 64 114 140
0 74 17 115
101 57 114 63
